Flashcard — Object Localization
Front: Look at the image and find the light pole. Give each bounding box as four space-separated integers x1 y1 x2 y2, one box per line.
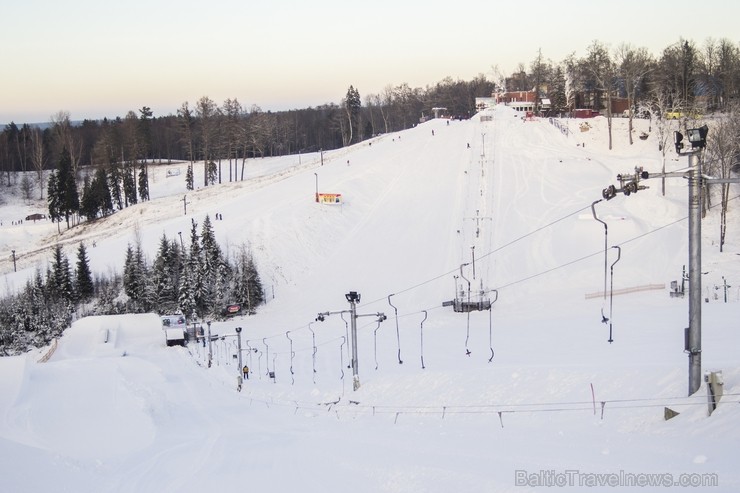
320 148 324 166
600 125 723 395
317 291 386 391
177 231 184 250
346 292 360 390
11 250 16 272
686 149 702 396
314 173 319 202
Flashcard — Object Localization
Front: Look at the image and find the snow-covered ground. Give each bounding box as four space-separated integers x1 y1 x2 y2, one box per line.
0 107 738 492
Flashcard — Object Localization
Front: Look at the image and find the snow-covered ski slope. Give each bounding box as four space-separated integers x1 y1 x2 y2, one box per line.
0 105 738 492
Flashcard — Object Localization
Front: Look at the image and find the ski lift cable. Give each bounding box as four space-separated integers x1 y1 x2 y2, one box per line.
484 212 690 294
236 195 739 349
361 204 592 308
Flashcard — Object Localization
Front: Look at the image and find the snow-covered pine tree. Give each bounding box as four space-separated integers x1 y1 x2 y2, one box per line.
123 163 137 206
138 162 149 201
185 163 194 191
187 219 205 317
75 242 94 303
80 175 98 221
49 244 74 304
231 245 265 315
200 215 225 314
123 242 151 311
93 167 113 217
152 233 180 313
108 162 124 210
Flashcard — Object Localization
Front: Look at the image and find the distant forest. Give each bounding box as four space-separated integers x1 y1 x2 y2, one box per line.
2 36 739 193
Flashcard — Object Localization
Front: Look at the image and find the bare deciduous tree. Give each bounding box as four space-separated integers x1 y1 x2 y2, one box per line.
30 127 46 199
616 44 654 145
705 109 740 251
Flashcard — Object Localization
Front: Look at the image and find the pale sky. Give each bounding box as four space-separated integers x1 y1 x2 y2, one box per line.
2 0 738 124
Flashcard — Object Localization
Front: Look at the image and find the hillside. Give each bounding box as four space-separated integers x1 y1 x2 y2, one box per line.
0 107 738 492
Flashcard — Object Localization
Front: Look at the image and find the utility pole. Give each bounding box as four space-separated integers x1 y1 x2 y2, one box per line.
182 195 189 215
11 250 16 272
686 151 702 396
601 125 740 396
317 291 386 391
348 295 360 389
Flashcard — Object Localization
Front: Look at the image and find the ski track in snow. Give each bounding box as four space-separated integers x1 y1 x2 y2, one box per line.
0 106 739 492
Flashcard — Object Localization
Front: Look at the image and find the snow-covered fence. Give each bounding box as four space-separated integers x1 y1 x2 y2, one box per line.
548 118 570 137
584 283 665 299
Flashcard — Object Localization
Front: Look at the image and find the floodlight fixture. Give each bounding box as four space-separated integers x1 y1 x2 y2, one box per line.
674 131 684 154
345 291 361 303
687 125 708 149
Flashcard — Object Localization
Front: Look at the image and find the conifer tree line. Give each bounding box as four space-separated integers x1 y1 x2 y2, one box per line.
0 215 264 356
2 36 739 204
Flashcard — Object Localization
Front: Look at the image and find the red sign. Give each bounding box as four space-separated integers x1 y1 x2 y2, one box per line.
318 193 342 204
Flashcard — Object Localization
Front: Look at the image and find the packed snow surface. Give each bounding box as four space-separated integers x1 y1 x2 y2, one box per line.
1 106 738 492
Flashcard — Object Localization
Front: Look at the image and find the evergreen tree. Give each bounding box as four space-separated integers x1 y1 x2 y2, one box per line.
138 162 149 201
206 161 217 186
123 242 149 310
75 242 94 302
80 175 98 221
56 147 80 229
185 163 194 191
138 106 153 163
549 66 569 114
108 161 123 210
48 244 74 303
123 163 137 206
178 260 197 321
186 219 205 316
47 171 62 229
152 233 179 313
232 247 265 314
94 167 113 216
344 85 362 145
200 215 231 314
